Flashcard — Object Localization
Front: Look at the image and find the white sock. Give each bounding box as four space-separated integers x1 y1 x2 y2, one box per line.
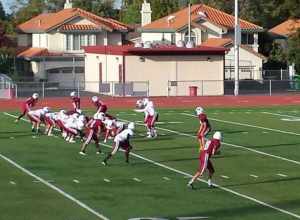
208 179 212 186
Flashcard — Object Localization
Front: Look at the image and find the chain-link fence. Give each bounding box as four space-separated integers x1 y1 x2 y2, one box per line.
167 80 300 96
11 81 149 98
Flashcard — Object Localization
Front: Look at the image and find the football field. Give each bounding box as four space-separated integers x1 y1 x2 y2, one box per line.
1 106 300 220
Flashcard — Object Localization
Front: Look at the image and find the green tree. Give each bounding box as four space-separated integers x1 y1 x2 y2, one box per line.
288 29 300 73
0 0 6 20
14 0 45 24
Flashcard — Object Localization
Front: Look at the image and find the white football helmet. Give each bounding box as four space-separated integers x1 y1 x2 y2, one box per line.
43 107 50 113
128 122 135 130
195 106 204 115
59 110 66 115
76 109 82 115
213 131 222 141
97 112 105 121
136 99 143 109
70 91 76 97
142 98 149 106
32 93 39 99
92 96 98 102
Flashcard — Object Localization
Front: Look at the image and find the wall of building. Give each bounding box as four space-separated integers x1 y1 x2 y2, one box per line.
125 55 224 96
48 31 64 51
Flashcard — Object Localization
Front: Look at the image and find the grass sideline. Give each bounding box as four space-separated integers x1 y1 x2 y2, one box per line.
1 106 300 219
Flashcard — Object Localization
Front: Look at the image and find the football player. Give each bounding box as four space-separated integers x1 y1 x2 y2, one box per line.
79 112 105 155
15 93 39 122
187 131 222 189
67 91 80 115
44 111 58 136
27 107 49 133
196 106 212 151
91 96 115 119
134 98 158 138
102 122 135 166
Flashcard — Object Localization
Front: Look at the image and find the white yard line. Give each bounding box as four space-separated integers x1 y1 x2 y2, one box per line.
103 179 111 183
250 175 259 178
163 177 171 181
73 179 80 184
99 142 300 219
262 112 300 119
277 173 288 178
0 154 109 220
3 112 300 219
133 177 142 182
181 113 300 136
220 175 230 179
120 117 300 166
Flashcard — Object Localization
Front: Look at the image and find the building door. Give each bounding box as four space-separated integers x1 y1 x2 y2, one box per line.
99 63 102 83
118 64 123 83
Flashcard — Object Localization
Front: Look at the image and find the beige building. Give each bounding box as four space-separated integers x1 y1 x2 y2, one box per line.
139 2 266 80
84 45 227 96
16 0 130 86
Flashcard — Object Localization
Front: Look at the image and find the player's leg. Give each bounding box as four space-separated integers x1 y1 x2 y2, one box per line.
80 130 93 155
187 152 208 188
206 160 215 187
93 134 101 154
16 106 28 122
102 141 119 165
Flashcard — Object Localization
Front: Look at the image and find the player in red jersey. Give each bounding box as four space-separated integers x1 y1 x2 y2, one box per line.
91 96 115 119
15 93 39 122
196 106 211 151
187 131 222 189
79 112 105 155
67 91 80 115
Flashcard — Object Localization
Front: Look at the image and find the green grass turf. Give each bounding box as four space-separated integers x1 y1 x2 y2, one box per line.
1 106 300 220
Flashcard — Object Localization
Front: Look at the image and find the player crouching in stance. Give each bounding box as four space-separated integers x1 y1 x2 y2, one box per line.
79 112 105 155
187 131 222 189
196 106 211 151
44 112 58 136
103 119 125 143
135 98 158 138
27 107 50 133
102 122 135 166
15 93 39 122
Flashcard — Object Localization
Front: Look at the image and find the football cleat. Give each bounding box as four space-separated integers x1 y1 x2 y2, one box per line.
79 151 86 156
102 161 107 166
187 182 194 189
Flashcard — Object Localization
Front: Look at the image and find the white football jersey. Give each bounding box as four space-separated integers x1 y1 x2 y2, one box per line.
114 128 134 142
45 112 57 120
29 109 46 118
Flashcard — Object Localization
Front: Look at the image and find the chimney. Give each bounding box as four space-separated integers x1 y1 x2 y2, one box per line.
141 0 152 26
64 0 73 9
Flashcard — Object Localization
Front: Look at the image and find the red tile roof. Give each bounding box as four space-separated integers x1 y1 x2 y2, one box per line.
17 47 63 58
269 19 300 37
201 38 232 47
142 4 262 32
18 8 130 33
60 24 99 31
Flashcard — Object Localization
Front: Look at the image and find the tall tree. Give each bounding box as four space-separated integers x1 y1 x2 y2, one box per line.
0 1 6 20
288 29 300 73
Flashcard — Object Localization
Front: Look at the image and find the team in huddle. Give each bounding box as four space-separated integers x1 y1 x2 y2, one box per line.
15 92 222 188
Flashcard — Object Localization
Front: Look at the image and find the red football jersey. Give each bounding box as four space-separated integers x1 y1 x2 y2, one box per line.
95 101 107 113
204 139 221 157
89 119 102 133
72 97 80 109
198 113 211 128
25 97 37 107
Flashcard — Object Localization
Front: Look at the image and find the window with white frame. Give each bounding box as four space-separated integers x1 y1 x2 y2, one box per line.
66 34 96 51
184 31 196 44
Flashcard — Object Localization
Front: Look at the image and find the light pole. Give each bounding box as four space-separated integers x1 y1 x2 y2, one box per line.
234 0 240 96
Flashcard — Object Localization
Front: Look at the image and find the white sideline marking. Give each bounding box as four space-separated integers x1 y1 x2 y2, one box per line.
73 179 80 184
135 120 183 124
177 217 209 220
100 142 300 219
33 180 55 183
161 133 166 136
262 112 300 118
163 177 171 181
277 173 288 178
221 175 230 179
182 113 300 136
242 132 249 134
103 179 111 183
0 154 109 220
3 112 300 219
133 178 141 182
10 181 16 185
250 175 259 178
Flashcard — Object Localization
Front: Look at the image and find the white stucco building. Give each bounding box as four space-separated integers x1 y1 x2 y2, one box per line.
16 0 130 86
139 2 266 80
84 45 228 96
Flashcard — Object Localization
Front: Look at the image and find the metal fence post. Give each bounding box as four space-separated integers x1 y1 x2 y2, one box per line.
77 81 80 97
42 82 45 99
269 80 272 96
167 81 170 97
201 80 204 96
15 83 18 98
147 81 150 97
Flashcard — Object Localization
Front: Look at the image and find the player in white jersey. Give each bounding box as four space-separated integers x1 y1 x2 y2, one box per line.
27 107 49 133
102 122 135 165
44 112 58 136
134 98 158 138
103 119 125 143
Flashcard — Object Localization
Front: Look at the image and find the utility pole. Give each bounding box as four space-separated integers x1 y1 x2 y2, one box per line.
234 0 240 96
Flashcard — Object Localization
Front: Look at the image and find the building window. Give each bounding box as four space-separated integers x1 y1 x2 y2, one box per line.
66 34 96 51
241 33 254 45
66 34 72 51
171 33 176 45
184 31 196 44
88 34 96 46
